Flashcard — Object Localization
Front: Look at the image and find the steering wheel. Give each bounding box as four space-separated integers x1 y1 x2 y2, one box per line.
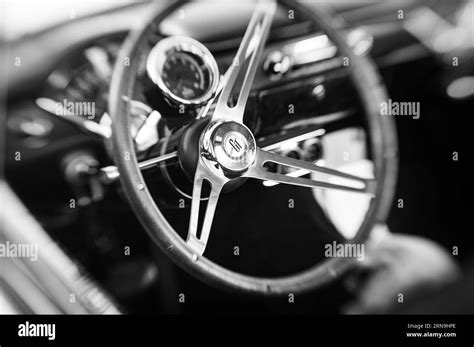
109 0 398 295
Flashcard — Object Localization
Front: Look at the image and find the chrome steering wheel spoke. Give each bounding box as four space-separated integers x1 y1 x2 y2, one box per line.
186 160 226 256
245 148 376 195
212 0 276 124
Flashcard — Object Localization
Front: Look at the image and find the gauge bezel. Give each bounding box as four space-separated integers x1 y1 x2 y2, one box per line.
147 36 220 106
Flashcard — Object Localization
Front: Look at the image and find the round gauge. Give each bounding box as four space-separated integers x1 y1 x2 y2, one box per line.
147 36 220 106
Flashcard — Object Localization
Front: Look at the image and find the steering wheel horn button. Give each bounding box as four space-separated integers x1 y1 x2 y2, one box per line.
209 122 256 174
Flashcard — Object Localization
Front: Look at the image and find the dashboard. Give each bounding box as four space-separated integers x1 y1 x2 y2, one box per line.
4 0 472 217
5 0 470 168
4 0 472 224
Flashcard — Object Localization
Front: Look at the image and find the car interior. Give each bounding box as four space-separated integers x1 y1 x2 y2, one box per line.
1 0 474 315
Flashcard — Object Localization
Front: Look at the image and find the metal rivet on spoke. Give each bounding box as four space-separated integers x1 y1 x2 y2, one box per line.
192 254 198 262
137 183 145 190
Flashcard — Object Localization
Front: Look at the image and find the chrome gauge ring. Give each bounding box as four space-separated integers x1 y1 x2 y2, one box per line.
146 36 220 106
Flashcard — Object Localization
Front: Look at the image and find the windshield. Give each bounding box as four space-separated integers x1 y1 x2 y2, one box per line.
1 0 145 41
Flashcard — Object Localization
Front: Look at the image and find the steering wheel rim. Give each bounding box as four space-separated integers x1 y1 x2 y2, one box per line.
109 0 398 295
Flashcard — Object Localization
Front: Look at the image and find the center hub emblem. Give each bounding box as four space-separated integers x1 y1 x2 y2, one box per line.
223 132 248 160
209 121 256 174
